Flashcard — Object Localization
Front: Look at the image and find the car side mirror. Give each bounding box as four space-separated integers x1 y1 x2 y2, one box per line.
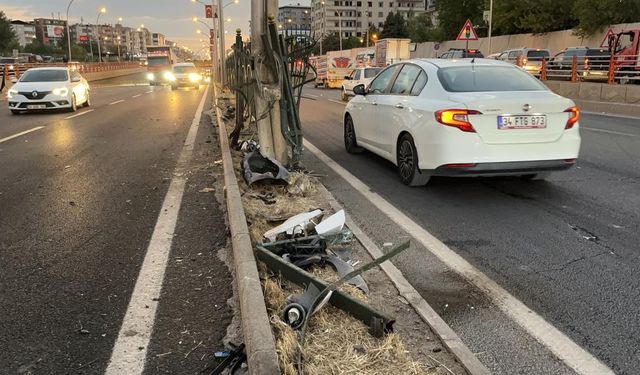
344 75 352 80
353 84 367 96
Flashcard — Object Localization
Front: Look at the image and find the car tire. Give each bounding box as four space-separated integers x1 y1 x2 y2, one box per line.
344 114 364 154
70 94 77 112
397 134 430 187
10 109 20 115
84 90 91 107
341 88 349 102
171 85 178 91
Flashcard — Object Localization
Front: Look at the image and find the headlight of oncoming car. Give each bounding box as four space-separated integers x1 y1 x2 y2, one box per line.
52 87 69 96
7 88 18 99
189 73 202 82
164 71 176 81
146 73 155 81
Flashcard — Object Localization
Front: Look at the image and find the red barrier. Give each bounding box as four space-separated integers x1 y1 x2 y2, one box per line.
540 59 548 81
570 55 578 83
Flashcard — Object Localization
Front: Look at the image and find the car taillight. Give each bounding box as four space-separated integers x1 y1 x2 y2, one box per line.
523 58 528 65
564 106 580 129
435 109 482 133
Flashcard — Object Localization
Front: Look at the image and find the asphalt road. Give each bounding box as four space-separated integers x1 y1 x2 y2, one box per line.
300 86 640 374
0 74 233 374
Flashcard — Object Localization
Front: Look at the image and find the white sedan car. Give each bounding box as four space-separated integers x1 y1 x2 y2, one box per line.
7 67 90 114
168 63 202 90
344 59 581 186
342 67 383 101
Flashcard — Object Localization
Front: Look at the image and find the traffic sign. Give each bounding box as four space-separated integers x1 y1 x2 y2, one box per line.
600 28 615 48
457 19 479 41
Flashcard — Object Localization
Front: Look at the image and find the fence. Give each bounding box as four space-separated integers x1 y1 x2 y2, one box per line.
512 54 640 85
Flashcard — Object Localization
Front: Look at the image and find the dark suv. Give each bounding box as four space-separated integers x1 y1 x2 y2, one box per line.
439 48 484 59
548 47 610 81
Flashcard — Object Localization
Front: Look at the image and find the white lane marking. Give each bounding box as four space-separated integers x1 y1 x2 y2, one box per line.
109 99 125 105
304 139 615 375
328 99 346 105
305 93 319 98
583 111 640 120
146 90 154 94
64 109 94 120
106 85 209 374
0 126 45 144
581 127 637 137
132 94 142 98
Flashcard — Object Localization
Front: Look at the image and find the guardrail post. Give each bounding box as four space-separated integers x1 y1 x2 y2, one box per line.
3 65 8 83
516 56 524 68
608 54 616 85
540 58 548 81
571 55 578 83
15 65 21 79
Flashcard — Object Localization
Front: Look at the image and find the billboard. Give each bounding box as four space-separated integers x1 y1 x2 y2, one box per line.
46 25 65 38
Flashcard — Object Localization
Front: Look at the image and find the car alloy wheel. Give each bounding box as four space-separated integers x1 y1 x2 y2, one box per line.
70 94 77 112
341 88 348 101
84 90 91 107
344 115 363 154
397 134 430 187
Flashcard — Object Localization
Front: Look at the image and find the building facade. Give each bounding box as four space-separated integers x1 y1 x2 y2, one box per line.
11 21 37 47
278 4 312 30
310 0 431 40
151 33 166 46
33 18 67 47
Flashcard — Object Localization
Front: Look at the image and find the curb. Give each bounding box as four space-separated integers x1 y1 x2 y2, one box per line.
316 183 491 375
211 84 281 375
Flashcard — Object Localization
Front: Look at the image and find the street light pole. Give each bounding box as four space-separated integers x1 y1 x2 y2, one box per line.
217 0 226 86
488 0 493 54
96 8 106 62
338 11 342 51
66 0 74 62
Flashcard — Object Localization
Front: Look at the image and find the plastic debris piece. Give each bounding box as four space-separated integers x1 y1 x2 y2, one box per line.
315 210 346 237
241 150 290 186
263 209 323 242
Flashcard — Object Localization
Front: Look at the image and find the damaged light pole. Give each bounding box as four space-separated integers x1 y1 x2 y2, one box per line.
250 0 287 163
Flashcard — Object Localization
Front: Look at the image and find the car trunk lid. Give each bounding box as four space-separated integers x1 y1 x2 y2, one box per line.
448 91 572 144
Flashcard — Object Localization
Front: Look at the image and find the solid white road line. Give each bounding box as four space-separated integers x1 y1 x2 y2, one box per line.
132 94 142 98
305 93 319 98
581 127 637 137
64 109 94 119
0 126 45 144
105 85 209 374
328 99 346 105
304 139 615 375
109 99 125 105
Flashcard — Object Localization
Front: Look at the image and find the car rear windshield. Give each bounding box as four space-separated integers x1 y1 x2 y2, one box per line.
20 70 68 82
527 50 549 59
586 49 609 57
173 66 197 73
438 66 547 92
364 68 382 78
0 58 16 64
148 57 170 66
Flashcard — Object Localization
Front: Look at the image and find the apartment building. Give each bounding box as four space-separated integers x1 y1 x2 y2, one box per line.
310 0 435 39
151 33 166 46
10 20 37 47
33 18 67 47
278 4 312 30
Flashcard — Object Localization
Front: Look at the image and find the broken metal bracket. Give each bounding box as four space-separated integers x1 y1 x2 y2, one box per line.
256 245 395 337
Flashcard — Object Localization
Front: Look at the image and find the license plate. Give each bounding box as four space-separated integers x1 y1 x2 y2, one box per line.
498 115 547 129
27 105 47 110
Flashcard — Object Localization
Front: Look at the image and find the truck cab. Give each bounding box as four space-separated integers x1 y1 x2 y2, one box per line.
609 30 640 81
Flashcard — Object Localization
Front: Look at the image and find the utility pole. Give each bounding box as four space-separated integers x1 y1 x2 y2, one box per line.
66 0 74 62
488 0 493 54
217 0 226 85
251 0 286 163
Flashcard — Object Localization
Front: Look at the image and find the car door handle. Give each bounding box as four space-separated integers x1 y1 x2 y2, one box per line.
395 103 404 109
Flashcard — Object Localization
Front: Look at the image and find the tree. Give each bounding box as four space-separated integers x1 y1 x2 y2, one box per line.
408 13 436 43
573 0 640 37
380 12 408 39
492 0 577 36
367 25 380 46
435 0 485 40
0 11 19 54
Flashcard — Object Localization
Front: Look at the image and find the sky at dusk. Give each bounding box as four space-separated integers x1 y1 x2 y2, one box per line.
1 0 310 55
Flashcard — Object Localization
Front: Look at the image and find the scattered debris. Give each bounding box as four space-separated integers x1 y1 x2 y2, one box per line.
199 187 216 193
263 209 323 242
315 210 345 237
204 343 246 375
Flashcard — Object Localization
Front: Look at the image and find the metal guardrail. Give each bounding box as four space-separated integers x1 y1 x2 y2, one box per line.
514 54 640 85
2 62 143 81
